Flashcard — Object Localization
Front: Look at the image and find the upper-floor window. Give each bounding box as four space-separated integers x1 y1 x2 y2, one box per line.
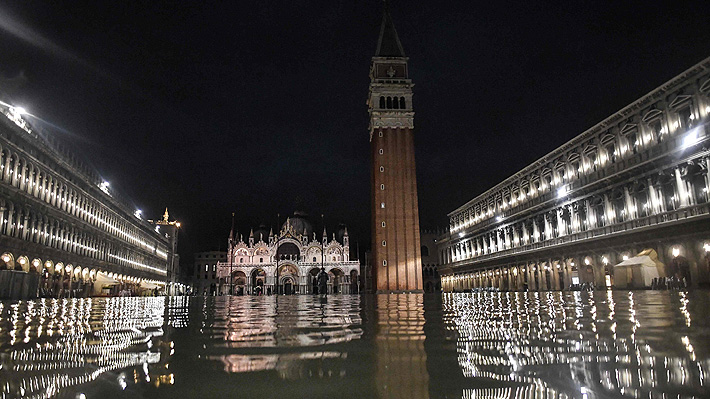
421 245 429 257
677 106 693 131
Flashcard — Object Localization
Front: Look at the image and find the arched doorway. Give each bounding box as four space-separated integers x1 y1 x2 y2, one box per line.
278 264 299 295
232 271 247 295
252 268 266 295
669 255 692 285
330 268 344 294
282 277 295 295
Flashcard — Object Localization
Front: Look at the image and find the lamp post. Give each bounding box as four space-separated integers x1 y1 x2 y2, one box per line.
321 214 325 294
229 212 235 295
229 240 234 295
275 213 280 295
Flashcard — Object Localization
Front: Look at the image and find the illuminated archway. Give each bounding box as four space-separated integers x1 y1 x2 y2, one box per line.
1 252 15 270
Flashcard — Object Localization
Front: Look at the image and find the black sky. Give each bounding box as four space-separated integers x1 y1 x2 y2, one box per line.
1 1 709 268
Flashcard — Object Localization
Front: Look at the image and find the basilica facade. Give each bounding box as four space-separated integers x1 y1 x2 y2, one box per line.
216 212 360 295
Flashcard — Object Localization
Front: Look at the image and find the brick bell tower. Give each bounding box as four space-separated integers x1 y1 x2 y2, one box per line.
368 2 423 293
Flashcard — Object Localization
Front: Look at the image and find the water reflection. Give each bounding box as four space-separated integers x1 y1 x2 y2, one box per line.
375 294 428 399
0 297 172 398
444 291 710 399
0 292 708 398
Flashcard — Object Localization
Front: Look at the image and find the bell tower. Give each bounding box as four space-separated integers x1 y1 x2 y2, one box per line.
368 2 422 292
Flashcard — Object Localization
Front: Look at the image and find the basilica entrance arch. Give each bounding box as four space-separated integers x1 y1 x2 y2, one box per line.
251 268 266 295
330 268 344 294
278 264 299 295
232 271 247 295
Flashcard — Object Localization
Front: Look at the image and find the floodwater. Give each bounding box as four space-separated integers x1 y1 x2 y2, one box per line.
1 292 709 399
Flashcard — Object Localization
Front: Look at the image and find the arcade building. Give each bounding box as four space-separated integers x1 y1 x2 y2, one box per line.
438 56 710 292
216 212 360 295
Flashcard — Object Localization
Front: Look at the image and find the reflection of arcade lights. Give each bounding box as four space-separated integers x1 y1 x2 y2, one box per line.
444 292 707 398
1 298 169 398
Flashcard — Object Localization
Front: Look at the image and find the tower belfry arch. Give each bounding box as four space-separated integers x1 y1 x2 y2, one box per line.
368 2 423 292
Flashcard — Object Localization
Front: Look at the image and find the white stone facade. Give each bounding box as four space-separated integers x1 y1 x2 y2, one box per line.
217 217 360 295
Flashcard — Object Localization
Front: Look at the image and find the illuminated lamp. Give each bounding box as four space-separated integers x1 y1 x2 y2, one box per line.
672 247 680 258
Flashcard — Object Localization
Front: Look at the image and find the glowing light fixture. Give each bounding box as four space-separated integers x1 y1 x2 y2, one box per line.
622 255 629 261
12 106 27 115
672 247 680 258
134 209 142 219
496 216 503 222
557 186 567 198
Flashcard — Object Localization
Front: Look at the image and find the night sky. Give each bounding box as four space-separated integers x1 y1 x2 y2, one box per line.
2 1 709 269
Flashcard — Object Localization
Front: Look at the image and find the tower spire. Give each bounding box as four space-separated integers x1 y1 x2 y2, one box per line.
229 212 235 240
368 3 422 292
375 1 405 57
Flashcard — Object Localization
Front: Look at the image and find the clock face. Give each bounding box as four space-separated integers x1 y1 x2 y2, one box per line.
376 64 406 79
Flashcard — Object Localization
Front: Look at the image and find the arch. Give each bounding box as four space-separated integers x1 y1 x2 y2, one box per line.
329 267 345 294
277 241 300 260
2 252 16 270
232 270 247 286
386 96 392 109
251 268 267 294
16 255 30 272
55 262 65 276
379 96 386 109
278 263 299 278
399 97 406 109
29 258 41 273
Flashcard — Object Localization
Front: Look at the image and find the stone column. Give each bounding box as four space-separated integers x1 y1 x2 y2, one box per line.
675 167 689 207
603 194 614 225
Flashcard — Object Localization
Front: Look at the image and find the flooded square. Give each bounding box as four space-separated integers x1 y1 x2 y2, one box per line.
1 291 709 399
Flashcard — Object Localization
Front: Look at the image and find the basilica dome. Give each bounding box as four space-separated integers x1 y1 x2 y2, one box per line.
283 210 313 238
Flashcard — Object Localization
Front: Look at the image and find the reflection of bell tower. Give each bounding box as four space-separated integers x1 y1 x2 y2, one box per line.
369 2 422 292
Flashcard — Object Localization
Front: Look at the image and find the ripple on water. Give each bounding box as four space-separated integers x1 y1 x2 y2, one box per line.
0 291 708 399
